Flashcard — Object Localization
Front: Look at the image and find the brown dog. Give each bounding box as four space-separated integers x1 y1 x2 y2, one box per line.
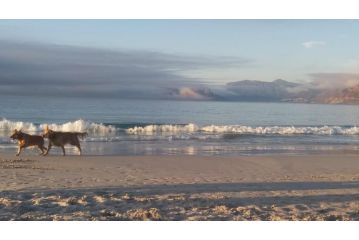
42 126 87 156
10 129 47 156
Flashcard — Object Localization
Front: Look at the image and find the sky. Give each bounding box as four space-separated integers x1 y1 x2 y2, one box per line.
0 20 359 100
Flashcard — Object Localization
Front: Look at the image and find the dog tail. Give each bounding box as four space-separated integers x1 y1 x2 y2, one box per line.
76 132 88 139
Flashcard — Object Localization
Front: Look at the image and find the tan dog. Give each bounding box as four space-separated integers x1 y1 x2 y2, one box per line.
10 129 47 156
42 126 87 156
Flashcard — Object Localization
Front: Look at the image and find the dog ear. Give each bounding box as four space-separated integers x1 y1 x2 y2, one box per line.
44 125 49 132
14 129 17 133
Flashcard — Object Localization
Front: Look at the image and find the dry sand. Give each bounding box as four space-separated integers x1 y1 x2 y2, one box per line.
1 153 359 220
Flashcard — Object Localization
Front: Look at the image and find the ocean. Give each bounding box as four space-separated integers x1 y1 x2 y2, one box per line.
2 95 359 156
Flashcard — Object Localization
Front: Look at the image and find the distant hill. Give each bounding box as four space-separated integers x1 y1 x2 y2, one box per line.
316 84 359 104
165 79 359 104
225 79 308 102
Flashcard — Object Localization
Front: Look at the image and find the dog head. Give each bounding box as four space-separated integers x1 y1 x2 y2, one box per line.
42 125 53 138
10 129 23 140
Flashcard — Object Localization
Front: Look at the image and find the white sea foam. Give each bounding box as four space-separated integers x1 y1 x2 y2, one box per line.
0 118 37 133
200 125 359 135
126 123 199 134
127 124 359 136
2 117 359 138
39 119 116 136
0 118 116 136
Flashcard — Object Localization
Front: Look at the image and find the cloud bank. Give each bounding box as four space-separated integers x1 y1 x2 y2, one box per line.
2 40 359 103
0 40 248 100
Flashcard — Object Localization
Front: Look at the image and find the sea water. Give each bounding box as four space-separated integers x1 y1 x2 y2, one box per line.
2 95 359 156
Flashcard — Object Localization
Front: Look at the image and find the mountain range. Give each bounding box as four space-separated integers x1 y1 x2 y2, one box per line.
317 85 359 104
167 79 359 104
227 79 359 104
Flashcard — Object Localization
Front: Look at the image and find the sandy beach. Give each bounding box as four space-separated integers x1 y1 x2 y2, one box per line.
1 152 359 220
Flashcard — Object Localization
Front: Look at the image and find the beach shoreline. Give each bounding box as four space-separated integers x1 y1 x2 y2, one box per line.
1 153 359 220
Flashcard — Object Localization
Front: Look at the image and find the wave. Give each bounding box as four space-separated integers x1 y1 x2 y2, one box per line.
127 124 359 136
126 123 199 134
39 120 116 135
0 118 116 136
0 118 38 133
2 118 359 138
200 125 359 135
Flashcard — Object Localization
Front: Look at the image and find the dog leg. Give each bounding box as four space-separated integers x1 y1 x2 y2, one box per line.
76 144 82 155
42 146 47 155
16 146 23 156
43 144 52 156
61 146 66 156
38 145 45 155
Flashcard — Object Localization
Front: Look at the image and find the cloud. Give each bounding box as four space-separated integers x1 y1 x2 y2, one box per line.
166 87 217 101
0 40 249 100
302 41 326 49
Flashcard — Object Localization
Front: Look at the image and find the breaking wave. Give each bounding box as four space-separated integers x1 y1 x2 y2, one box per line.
39 120 116 135
1 118 359 138
0 118 38 133
126 123 199 134
126 124 359 136
200 125 359 135
0 118 116 136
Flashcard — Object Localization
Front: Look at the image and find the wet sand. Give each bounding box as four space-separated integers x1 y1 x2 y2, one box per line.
1 153 359 220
